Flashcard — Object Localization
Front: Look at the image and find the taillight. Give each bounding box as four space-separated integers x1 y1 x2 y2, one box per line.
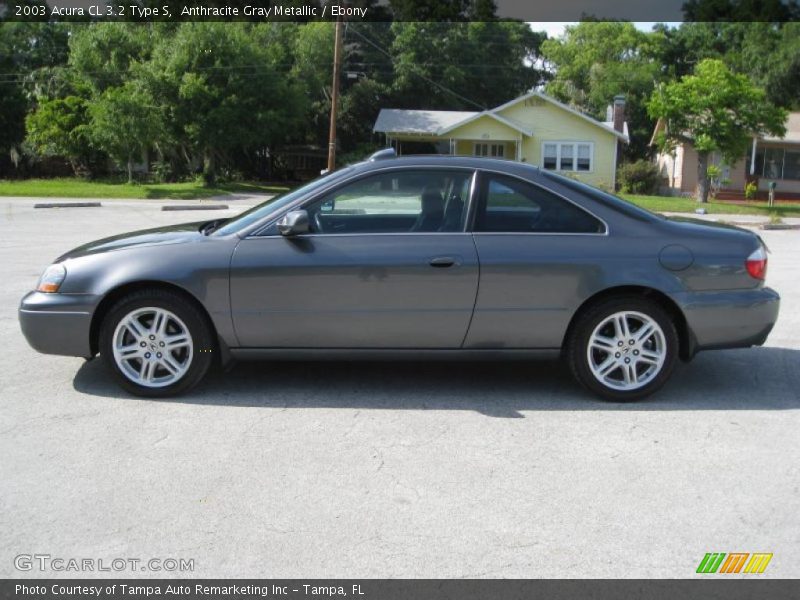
745 246 767 280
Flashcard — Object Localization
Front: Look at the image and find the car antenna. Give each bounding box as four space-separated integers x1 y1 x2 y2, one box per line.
368 148 396 161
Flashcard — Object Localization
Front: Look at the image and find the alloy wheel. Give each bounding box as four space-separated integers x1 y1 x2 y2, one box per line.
112 307 194 388
586 310 667 391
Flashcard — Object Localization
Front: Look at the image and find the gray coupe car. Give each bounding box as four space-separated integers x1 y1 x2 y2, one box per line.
19 151 779 401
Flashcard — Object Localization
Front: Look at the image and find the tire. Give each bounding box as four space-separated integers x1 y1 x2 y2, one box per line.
566 296 679 402
99 289 215 397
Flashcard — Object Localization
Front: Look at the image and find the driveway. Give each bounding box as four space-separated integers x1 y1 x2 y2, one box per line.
1 198 798 578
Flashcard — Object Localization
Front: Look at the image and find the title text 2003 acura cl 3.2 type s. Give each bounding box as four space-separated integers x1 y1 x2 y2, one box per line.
20 151 780 401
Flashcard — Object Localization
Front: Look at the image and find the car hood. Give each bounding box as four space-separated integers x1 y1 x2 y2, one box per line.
56 221 207 261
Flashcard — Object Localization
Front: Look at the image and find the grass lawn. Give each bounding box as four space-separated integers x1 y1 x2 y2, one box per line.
0 178 290 200
621 194 800 218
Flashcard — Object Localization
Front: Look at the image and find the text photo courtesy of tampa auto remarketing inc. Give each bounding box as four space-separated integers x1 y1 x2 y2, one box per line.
1 0 799 599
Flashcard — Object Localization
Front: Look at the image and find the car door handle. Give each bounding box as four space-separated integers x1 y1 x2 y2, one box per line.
429 256 458 268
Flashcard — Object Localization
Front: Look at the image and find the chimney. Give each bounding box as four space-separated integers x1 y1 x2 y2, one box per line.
612 95 626 135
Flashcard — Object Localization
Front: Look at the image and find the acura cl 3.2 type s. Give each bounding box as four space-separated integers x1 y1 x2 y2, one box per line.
19 151 780 401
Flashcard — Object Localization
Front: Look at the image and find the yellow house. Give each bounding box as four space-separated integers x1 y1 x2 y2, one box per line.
373 91 629 189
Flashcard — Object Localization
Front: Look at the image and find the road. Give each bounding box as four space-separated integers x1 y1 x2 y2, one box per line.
1 197 798 578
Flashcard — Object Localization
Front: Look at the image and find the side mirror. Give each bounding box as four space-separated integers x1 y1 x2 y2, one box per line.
277 210 310 236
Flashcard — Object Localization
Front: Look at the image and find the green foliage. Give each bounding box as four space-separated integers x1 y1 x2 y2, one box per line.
648 59 787 202
705 164 729 199
541 22 667 160
68 23 153 93
89 83 163 183
656 22 800 108
617 160 661 195
24 96 95 174
0 22 70 155
388 21 546 110
745 181 758 199
146 23 305 184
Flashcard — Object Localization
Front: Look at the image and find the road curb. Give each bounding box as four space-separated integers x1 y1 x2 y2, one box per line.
761 223 800 230
162 204 229 211
33 202 102 208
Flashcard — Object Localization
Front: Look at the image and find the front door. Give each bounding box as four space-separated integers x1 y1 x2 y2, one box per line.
229 168 479 348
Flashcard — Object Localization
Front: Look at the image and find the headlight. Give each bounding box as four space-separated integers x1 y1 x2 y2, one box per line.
37 263 66 293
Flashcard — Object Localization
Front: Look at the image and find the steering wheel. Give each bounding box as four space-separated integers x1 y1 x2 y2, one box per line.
313 211 325 234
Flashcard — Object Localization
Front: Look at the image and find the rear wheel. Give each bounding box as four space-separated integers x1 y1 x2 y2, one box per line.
99 290 214 397
566 296 678 401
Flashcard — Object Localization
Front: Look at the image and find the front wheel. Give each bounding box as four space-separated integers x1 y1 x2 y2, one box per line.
566 296 679 402
99 290 214 397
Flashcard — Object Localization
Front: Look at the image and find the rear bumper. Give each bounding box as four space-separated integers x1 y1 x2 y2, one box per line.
19 291 97 358
675 287 780 353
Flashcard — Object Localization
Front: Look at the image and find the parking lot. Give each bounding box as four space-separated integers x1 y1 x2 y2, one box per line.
1 197 798 578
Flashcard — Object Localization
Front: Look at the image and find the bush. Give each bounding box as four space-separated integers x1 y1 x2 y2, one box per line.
617 160 661 195
151 160 174 183
745 181 758 200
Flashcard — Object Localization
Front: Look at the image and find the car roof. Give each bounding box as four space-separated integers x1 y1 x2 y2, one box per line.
346 154 541 178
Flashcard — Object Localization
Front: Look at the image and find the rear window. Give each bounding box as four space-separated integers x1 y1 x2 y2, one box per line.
475 173 605 234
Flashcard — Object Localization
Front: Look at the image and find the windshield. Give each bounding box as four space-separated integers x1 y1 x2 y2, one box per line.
213 167 355 236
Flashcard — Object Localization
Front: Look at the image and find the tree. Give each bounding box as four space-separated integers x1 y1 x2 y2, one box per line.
389 21 546 110
0 21 70 170
89 83 163 183
68 23 154 94
541 21 667 160
146 23 305 184
648 59 787 203
24 96 95 175
289 22 335 146
657 22 800 108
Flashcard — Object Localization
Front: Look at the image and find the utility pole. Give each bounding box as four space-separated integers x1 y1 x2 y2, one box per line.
327 15 344 172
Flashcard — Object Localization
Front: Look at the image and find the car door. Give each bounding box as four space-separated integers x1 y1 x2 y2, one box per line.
229 168 479 348
464 170 609 349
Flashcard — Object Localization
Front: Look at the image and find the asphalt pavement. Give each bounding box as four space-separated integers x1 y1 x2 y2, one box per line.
1 197 798 578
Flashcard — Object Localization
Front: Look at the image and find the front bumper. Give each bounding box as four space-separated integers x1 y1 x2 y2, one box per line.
19 291 97 358
675 286 780 353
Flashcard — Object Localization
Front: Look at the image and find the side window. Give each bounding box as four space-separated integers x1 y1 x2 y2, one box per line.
307 169 473 234
542 142 593 173
475 174 605 234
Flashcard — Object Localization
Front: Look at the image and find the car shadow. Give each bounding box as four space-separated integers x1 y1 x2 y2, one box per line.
72 346 800 417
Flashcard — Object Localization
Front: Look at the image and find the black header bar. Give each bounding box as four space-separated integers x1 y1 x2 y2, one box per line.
2 0 799 22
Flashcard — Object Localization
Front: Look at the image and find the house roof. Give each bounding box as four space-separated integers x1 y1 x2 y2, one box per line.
373 109 478 135
373 91 629 142
761 112 800 144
